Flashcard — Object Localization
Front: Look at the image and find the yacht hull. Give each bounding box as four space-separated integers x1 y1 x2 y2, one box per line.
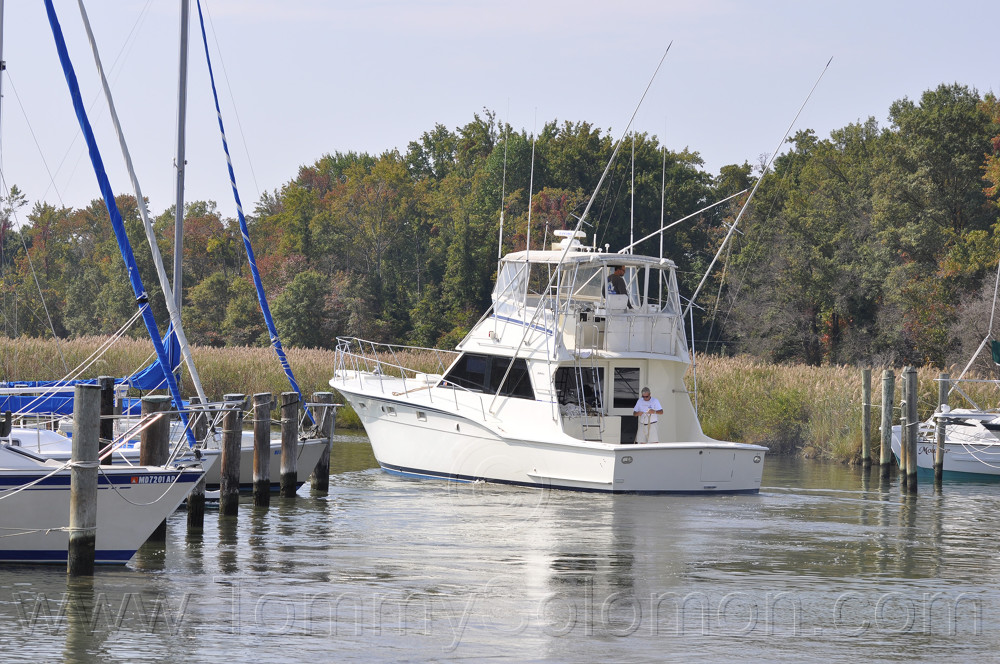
337 385 766 494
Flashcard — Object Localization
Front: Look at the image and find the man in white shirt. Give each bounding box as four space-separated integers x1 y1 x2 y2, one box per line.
633 387 663 444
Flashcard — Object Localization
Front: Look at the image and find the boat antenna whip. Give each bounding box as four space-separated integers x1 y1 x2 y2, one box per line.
497 101 510 264
195 0 314 425
683 56 832 319
43 0 196 446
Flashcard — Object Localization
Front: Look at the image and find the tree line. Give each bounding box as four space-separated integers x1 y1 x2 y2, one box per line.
1 83 998 371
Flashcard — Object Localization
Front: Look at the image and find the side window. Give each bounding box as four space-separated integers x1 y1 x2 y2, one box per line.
444 354 536 400
490 357 535 400
443 354 489 392
612 367 640 409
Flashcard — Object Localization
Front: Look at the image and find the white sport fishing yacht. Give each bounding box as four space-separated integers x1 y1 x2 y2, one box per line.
332 232 766 493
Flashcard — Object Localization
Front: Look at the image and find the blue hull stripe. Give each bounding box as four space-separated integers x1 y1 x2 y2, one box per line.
0 550 135 564
0 471 203 488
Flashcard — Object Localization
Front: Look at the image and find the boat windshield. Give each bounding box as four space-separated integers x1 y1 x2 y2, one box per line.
494 259 682 315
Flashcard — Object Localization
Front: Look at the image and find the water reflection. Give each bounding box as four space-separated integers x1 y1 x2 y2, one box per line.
0 438 997 662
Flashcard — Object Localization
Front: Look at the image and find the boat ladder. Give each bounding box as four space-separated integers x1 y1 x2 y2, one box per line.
573 347 604 443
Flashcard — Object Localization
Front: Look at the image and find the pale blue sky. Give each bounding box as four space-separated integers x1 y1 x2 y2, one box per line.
1 0 997 218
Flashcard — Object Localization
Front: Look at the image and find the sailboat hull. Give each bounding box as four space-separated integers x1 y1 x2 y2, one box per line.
890 421 1000 477
0 451 204 564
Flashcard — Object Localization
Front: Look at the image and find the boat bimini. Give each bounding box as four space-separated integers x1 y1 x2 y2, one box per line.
332 232 766 493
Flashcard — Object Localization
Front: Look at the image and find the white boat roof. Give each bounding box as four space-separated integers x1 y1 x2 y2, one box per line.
501 248 676 269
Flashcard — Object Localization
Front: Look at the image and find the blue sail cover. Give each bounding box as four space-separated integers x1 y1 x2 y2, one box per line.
43 1 195 446
0 393 146 417
195 0 314 425
128 323 181 390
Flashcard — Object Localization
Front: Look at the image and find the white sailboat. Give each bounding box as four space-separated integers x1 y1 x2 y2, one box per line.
0 441 204 564
888 258 1000 478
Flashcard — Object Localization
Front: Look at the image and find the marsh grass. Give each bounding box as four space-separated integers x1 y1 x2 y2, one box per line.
4 336 996 462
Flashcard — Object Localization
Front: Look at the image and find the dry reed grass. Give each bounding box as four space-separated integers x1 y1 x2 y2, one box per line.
4 336 995 461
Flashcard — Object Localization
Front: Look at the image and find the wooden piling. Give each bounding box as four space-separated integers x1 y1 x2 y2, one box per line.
861 368 872 468
899 369 908 488
310 392 335 492
935 373 949 485
68 384 100 577
279 392 298 498
98 376 115 466
905 367 918 491
880 369 895 479
187 396 207 531
219 395 244 517
139 395 172 542
253 392 273 507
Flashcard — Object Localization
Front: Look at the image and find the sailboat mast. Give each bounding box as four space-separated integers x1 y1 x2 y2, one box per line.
173 0 189 310
0 0 5 172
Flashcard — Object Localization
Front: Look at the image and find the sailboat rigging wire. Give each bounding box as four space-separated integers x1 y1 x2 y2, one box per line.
683 56 833 319
195 0 314 425
76 0 210 424
948 256 1000 396
3 307 143 416
200 0 261 198
39 0 154 206
0 183 68 373
43 0 191 439
2 73 65 209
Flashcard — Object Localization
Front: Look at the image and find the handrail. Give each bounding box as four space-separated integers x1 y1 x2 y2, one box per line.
333 337 488 421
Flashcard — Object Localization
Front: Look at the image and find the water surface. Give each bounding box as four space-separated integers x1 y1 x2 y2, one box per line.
1 434 997 662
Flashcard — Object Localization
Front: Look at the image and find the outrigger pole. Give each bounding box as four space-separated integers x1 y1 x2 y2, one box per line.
683 57 833 319
616 188 748 255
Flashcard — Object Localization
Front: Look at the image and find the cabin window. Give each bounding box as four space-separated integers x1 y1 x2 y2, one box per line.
612 367 641 409
443 353 536 400
416 411 427 422
443 354 489 391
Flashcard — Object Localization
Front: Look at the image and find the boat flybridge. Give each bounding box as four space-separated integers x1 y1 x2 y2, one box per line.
332 232 766 493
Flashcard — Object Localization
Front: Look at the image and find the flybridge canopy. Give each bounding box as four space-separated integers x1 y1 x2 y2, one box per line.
500 248 677 269
493 248 684 321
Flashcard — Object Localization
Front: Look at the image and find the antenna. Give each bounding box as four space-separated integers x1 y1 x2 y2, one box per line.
659 139 666 302
497 100 510 264
630 132 635 255
684 56 833 319
526 109 537 258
